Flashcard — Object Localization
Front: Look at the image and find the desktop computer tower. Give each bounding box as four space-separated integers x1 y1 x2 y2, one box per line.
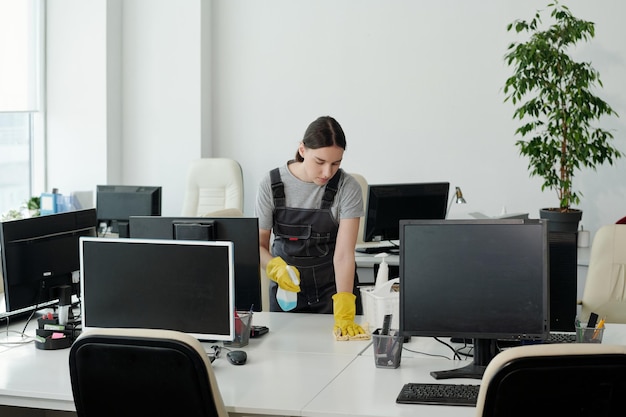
548 231 578 332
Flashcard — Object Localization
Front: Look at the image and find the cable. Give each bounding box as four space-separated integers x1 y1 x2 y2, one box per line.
434 337 463 360
402 345 454 361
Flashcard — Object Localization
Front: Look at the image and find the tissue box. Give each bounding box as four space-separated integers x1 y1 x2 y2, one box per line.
360 278 400 332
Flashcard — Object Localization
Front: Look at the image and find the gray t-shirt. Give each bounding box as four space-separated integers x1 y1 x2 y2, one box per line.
255 163 364 231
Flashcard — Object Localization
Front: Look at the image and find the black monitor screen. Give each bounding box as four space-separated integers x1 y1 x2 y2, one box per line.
96 185 162 236
80 237 235 342
364 182 449 243
128 216 262 312
400 219 549 380
0 209 98 317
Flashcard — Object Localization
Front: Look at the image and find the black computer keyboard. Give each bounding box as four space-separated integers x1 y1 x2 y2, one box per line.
396 382 480 406
355 245 398 254
544 332 577 343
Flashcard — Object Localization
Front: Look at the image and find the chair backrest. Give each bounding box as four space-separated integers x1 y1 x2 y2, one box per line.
349 172 368 244
476 343 626 417
203 207 244 217
580 224 626 323
69 328 228 417
181 158 244 216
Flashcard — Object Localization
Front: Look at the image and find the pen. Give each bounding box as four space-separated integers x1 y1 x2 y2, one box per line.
381 314 392 336
593 318 605 340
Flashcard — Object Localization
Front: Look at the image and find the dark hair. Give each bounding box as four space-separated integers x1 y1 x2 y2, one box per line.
295 116 346 162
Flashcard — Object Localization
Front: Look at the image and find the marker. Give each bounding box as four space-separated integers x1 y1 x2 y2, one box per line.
593 318 606 340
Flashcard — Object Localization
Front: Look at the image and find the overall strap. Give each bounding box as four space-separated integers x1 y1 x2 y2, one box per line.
321 169 342 209
270 168 286 208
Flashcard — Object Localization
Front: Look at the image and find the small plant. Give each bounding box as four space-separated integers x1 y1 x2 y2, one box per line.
1 196 41 221
504 1 622 212
1 209 22 221
26 196 40 211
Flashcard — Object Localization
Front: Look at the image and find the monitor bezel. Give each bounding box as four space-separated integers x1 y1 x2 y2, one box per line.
95 185 162 234
363 182 449 243
79 237 235 342
399 218 549 341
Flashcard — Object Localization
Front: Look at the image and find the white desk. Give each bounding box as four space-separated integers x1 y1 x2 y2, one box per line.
304 323 626 417
2 312 623 417
0 312 373 416
303 355 476 417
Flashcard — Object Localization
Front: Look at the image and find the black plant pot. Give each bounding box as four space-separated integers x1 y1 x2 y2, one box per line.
539 208 583 233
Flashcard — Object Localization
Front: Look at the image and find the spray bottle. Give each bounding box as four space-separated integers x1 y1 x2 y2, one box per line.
276 265 299 311
374 252 389 290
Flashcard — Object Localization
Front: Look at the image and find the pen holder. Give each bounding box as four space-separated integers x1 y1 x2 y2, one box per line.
371 328 403 368
224 311 252 348
575 323 604 343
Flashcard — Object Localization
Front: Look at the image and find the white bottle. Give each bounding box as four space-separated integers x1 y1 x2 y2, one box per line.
277 265 299 311
374 252 389 290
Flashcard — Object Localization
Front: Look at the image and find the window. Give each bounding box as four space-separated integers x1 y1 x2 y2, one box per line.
0 0 44 217
0 113 32 216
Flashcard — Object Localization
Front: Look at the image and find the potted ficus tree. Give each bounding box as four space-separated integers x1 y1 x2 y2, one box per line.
503 1 622 232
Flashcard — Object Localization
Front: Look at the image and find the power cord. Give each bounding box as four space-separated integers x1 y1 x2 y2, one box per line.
0 316 36 346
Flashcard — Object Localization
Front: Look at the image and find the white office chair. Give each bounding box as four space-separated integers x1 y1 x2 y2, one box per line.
181 158 244 216
475 343 626 417
349 172 368 244
203 207 243 217
579 224 626 323
69 327 228 417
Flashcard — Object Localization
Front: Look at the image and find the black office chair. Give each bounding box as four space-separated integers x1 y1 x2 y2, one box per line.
475 343 626 417
69 328 228 417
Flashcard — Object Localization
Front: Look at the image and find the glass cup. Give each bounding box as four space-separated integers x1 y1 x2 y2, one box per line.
575 322 604 343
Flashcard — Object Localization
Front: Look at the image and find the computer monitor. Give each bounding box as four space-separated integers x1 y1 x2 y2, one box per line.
80 237 235 342
399 219 549 380
96 185 162 237
128 216 262 312
0 209 98 318
364 182 449 243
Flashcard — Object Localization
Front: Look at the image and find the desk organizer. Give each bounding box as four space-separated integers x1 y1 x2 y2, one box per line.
34 314 81 350
224 311 252 348
372 328 403 368
360 278 399 332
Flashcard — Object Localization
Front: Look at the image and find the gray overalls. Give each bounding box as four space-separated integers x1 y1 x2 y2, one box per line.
269 168 362 314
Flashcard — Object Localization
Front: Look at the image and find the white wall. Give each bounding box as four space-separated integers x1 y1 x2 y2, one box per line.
120 0 210 212
213 0 626 240
46 0 626 239
46 0 112 204
46 0 208 213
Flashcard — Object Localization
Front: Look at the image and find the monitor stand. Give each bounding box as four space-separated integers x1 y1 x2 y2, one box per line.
430 338 498 380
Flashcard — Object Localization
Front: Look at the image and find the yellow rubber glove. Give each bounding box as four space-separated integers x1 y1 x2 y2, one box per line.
333 292 366 338
266 257 301 292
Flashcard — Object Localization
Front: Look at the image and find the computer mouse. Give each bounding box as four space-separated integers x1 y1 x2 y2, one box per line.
226 350 247 365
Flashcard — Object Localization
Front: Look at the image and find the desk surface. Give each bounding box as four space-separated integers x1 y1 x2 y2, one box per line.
303 355 476 417
2 311 623 417
0 312 377 415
